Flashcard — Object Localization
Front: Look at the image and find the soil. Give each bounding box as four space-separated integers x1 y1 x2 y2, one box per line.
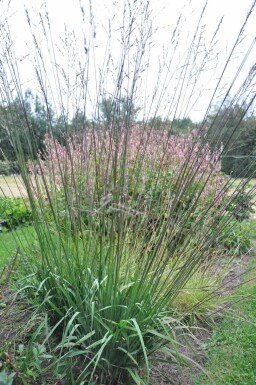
0 284 32 350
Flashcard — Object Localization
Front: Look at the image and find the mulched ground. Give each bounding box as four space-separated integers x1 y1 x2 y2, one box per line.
0 285 33 349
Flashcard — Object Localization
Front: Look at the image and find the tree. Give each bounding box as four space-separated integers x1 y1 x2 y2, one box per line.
0 91 33 161
147 115 172 130
207 103 256 177
0 90 55 161
172 117 193 133
99 96 140 126
70 109 91 133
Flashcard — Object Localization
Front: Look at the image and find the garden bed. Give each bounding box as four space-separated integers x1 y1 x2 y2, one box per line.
0 250 253 385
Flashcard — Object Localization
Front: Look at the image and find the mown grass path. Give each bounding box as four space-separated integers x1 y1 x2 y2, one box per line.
0 227 35 270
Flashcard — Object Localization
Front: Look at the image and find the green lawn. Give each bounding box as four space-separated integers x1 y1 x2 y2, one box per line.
229 177 256 188
0 227 36 270
230 177 256 198
0 175 27 197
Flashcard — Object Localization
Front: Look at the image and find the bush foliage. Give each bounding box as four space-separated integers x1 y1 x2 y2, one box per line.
0 197 32 230
0 161 19 176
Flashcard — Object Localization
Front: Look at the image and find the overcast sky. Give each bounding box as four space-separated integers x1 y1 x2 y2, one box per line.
1 0 256 121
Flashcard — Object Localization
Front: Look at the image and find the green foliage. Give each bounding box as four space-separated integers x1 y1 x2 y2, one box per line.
100 96 140 125
172 118 194 133
0 198 32 231
207 104 256 177
0 162 19 176
0 343 52 385
0 162 11 176
0 90 54 162
145 116 194 132
0 370 16 385
241 218 256 240
225 189 255 221
212 217 251 256
172 269 222 319
20 229 191 384
21 133 252 383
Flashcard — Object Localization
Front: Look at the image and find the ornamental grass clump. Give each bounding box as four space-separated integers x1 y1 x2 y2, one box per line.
1 1 256 383
31 128 225 239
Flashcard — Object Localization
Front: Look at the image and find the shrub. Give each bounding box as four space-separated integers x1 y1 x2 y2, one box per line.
225 189 255 221
0 161 11 176
0 343 52 385
0 161 19 176
213 217 251 256
0 197 32 230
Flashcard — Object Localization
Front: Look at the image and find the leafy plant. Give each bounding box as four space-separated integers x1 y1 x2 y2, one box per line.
0 162 11 176
0 161 19 176
0 198 32 231
0 343 53 385
226 189 255 221
0 370 16 385
212 217 251 256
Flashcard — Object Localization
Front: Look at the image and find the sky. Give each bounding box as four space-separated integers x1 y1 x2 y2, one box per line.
1 0 256 121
